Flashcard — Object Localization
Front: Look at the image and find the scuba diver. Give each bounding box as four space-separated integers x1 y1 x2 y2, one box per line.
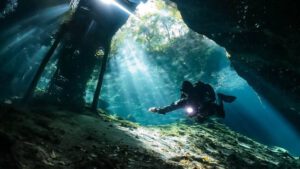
148 80 236 122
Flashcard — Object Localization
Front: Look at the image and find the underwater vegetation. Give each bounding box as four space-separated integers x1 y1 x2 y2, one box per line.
89 0 300 155
172 0 300 135
0 0 299 156
0 0 300 168
0 104 299 169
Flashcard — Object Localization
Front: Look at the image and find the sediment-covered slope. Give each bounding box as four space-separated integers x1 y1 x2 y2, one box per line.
0 104 299 169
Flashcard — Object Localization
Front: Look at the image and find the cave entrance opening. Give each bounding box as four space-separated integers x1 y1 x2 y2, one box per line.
95 0 300 155
0 0 299 156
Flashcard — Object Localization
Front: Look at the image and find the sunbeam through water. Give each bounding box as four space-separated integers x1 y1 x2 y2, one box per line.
0 4 69 98
94 0 300 155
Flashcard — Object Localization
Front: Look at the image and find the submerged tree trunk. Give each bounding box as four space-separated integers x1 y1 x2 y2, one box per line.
92 38 111 111
23 23 67 102
47 17 99 109
23 0 139 109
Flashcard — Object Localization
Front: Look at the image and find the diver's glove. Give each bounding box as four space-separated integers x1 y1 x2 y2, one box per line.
148 107 165 114
148 107 159 112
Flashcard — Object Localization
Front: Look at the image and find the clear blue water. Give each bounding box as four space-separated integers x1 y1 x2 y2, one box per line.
99 34 300 155
0 1 299 156
97 2 300 155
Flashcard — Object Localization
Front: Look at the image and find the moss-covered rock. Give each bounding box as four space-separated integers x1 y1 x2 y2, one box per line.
0 104 298 169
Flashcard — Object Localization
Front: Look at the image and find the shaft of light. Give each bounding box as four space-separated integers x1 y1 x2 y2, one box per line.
100 0 140 20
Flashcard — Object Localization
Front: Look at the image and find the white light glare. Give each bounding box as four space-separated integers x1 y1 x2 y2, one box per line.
101 0 113 5
99 0 140 20
186 107 194 115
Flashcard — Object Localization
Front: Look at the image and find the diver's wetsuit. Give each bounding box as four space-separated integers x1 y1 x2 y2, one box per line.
156 81 224 119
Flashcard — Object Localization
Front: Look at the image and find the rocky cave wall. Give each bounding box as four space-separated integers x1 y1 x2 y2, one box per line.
1 0 299 129
171 0 300 131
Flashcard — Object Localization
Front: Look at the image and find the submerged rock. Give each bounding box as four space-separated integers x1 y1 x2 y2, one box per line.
170 0 300 132
0 104 299 169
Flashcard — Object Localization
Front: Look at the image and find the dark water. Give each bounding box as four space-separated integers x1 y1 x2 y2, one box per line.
0 4 69 98
0 1 299 156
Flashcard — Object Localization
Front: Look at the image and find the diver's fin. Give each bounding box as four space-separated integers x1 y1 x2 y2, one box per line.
217 93 236 103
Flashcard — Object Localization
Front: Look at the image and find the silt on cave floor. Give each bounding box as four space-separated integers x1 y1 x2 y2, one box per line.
0 103 299 169
1 0 300 168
